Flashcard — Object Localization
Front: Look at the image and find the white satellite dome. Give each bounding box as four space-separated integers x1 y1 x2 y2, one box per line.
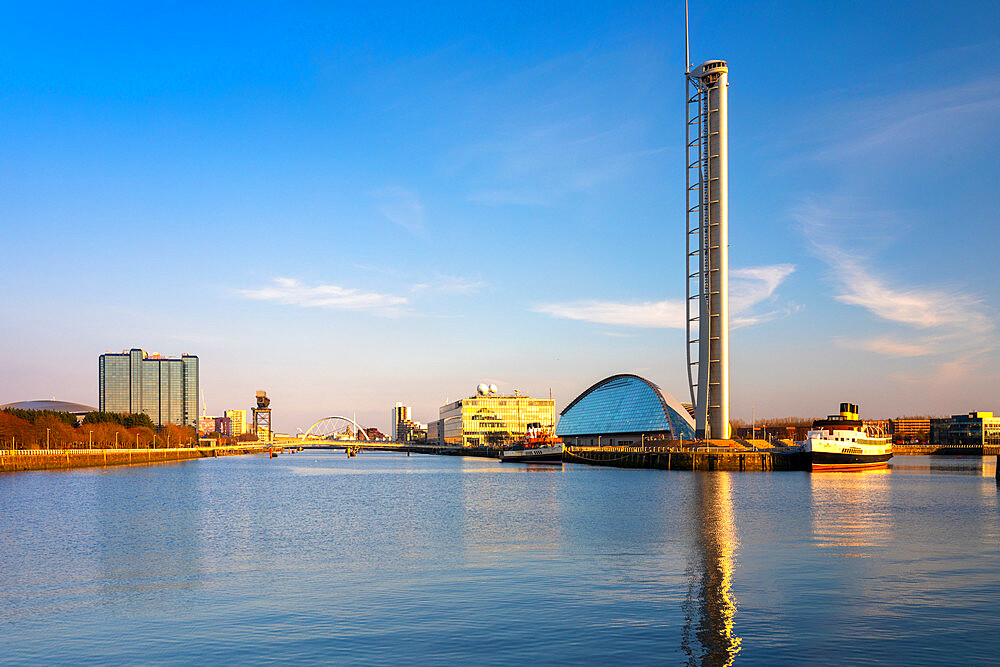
476 383 489 396
488 384 499 394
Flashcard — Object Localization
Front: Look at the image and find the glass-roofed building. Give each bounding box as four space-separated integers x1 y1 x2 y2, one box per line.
555 374 696 446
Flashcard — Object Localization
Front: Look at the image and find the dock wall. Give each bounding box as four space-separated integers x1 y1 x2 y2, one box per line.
892 444 999 456
0 445 270 474
564 447 807 471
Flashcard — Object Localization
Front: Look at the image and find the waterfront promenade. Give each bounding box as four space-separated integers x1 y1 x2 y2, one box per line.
0 444 271 473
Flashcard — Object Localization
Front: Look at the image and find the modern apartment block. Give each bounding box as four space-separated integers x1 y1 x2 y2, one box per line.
225 409 248 436
391 402 426 442
98 348 199 428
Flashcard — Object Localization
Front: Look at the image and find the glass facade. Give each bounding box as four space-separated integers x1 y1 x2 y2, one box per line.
438 394 556 447
555 374 696 443
98 348 199 428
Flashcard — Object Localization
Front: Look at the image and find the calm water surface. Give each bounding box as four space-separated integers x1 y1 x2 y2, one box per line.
1 453 998 665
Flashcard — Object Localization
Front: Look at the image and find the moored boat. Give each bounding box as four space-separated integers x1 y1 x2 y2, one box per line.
500 422 564 463
802 402 892 471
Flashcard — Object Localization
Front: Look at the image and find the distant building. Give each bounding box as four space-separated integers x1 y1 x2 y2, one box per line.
891 418 931 444
391 402 425 442
391 403 409 440
938 412 1000 448
226 409 248 436
198 416 215 434
213 416 232 437
555 374 695 446
99 348 198 428
363 427 386 441
435 386 555 448
930 418 951 445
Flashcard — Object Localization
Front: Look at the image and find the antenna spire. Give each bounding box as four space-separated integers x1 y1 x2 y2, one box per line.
685 0 691 73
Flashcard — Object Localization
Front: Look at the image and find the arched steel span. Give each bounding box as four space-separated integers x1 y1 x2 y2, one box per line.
301 416 371 441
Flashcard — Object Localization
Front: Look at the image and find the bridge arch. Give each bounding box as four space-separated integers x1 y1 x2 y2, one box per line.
301 416 371 441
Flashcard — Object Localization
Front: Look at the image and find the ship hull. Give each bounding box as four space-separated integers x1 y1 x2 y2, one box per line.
499 444 563 463
809 451 892 471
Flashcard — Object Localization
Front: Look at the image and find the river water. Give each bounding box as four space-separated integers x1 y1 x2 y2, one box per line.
1 453 998 665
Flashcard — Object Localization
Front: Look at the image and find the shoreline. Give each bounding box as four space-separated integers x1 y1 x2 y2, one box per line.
0 444 272 474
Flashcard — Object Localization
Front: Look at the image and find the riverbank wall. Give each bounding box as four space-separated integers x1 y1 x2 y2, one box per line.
892 444 999 456
0 445 270 474
563 446 806 471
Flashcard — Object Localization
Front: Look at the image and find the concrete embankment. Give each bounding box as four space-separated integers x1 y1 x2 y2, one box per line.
407 441 807 471
0 445 270 474
564 446 807 471
892 444 999 456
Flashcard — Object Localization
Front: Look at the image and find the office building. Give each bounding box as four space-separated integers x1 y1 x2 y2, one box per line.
938 412 1000 448
99 348 198 428
391 402 426 442
391 402 410 441
435 385 555 448
226 409 248 436
555 374 696 446
891 418 931 444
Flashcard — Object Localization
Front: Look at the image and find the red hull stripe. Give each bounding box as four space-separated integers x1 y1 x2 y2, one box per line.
811 462 888 472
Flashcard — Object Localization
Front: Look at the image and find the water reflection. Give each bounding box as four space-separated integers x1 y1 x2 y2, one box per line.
809 469 891 556
96 464 204 603
683 473 741 666
889 455 997 477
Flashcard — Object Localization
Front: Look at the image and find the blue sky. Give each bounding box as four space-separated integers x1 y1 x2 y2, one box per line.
2 1 998 431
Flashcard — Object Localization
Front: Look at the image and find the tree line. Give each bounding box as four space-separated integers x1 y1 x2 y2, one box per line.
1 408 197 449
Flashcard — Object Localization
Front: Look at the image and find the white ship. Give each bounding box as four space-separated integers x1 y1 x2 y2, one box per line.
802 403 892 471
500 423 564 464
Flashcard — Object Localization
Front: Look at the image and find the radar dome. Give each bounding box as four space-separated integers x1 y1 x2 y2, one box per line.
476 383 489 395
488 384 499 394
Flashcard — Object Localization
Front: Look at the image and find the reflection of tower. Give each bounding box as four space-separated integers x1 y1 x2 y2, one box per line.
685 54 730 440
253 390 272 442
683 473 741 665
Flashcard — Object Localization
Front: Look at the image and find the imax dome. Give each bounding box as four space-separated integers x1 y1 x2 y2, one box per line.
555 374 696 445
1 399 96 415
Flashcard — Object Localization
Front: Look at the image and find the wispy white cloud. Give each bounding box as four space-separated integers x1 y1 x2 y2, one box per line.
731 264 796 314
410 274 483 295
836 337 936 358
534 264 796 329
238 278 408 316
816 76 1000 161
534 299 685 329
373 187 425 235
795 202 996 360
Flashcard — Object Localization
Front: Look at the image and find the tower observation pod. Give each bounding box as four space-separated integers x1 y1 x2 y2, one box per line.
685 59 730 440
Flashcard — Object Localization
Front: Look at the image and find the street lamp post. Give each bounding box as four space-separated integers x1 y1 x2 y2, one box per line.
88 431 93 448
115 432 119 448
46 428 50 449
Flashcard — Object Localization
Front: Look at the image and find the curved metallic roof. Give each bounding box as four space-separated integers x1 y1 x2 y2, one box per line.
1 399 97 414
556 374 695 439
